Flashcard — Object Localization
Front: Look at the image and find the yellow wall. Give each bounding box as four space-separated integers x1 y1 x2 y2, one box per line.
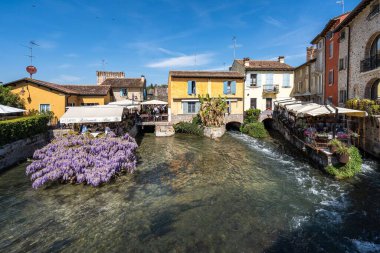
9 81 67 120
168 76 244 115
67 94 110 106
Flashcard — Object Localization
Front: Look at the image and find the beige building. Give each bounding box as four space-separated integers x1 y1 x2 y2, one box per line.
231 57 294 112
97 71 147 102
335 0 380 100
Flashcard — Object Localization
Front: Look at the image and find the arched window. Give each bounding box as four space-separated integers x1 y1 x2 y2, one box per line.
370 35 380 59
371 79 380 100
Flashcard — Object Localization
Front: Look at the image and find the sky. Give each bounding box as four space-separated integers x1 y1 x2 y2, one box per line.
0 0 360 85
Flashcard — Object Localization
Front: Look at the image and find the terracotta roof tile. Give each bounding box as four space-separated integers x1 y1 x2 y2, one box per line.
235 60 294 71
169 71 244 78
100 78 145 88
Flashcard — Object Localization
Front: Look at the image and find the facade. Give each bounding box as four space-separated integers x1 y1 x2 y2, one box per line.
147 86 168 101
311 36 325 105
293 58 317 102
311 13 350 105
4 78 111 122
335 0 380 101
168 71 245 124
98 71 147 102
231 57 294 112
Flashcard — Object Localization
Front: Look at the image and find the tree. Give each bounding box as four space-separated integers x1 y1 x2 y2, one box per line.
198 94 227 127
0 86 25 108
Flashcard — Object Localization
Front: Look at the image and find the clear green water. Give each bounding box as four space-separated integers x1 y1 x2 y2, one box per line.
0 132 379 252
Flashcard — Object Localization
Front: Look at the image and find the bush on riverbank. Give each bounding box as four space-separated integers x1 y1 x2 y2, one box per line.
326 146 362 179
0 114 50 146
26 133 138 189
174 122 203 135
240 122 268 138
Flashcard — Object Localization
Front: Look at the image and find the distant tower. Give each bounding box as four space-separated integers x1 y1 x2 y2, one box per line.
24 41 39 79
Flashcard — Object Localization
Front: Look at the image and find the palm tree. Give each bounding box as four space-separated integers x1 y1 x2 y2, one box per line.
198 94 227 127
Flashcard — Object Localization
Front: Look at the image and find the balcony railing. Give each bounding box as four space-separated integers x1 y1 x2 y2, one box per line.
360 54 380 72
263 84 280 94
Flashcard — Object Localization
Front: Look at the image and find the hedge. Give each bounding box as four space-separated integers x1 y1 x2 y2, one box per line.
325 146 362 179
174 122 203 136
0 115 50 146
240 122 269 138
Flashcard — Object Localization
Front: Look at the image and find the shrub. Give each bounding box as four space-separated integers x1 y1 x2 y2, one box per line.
244 108 261 124
174 122 203 135
0 85 25 108
240 122 268 138
198 94 227 127
26 133 138 189
192 114 202 125
326 146 362 179
0 114 50 146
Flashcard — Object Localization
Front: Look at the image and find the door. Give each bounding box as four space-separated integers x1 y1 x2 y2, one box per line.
266 98 272 110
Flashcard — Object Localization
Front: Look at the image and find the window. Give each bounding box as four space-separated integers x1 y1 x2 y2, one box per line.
40 104 50 112
81 103 99 106
298 82 302 92
370 35 380 59
368 3 379 20
187 81 196 95
339 58 345 70
339 90 347 104
339 30 346 42
224 80 236 94
328 70 334 85
250 98 257 109
67 103 75 107
326 31 333 40
120 88 128 97
250 74 257 86
226 101 231 114
318 41 323 49
227 81 232 94
188 102 196 113
329 42 333 58
266 98 273 110
283 74 290 87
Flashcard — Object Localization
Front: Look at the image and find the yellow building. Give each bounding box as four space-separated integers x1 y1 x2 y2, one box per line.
5 78 111 123
168 71 245 124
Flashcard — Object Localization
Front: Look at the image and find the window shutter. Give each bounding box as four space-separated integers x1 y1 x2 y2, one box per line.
125 88 128 96
267 74 273 85
223 81 228 94
195 102 201 113
231 81 236 95
187 81 192 95
120 90 123 97
246 74 251 87
283 74 290 87
183 102 188 114
257 74 262 87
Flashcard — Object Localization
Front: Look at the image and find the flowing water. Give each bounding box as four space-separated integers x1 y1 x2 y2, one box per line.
0 132 379 252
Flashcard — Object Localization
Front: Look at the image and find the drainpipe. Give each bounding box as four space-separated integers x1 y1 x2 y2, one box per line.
346 25 351 100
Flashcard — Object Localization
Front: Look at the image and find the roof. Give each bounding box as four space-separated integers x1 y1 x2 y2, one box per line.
60 106 125 124
295 58 317 70
4 78 110 96
100 78 145 88
311 12 351 44
234 59 294 71
335 0 375 32
169 71 244 79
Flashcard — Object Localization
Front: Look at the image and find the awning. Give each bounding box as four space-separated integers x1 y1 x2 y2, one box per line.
141 99 168 105
0 104 26 114
60 106 125 124
108 99 140 106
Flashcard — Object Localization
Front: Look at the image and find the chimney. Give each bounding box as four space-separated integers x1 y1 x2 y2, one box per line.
306 46 316 61
141 75 145 83
96 71 125 85
278 56 285 63
243 57 250 67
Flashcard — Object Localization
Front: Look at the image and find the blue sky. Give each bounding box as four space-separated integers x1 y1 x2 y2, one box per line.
0 0 360 85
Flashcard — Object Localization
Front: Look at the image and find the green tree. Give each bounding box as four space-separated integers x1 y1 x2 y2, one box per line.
198 94 227 127
0 86 25 108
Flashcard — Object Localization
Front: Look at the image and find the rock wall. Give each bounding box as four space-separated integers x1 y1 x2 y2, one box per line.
155 124 175 137
203 126 226 139
0 131 53 172
360 116 380 158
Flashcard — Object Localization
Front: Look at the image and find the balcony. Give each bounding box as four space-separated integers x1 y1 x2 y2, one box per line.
360 54 380 72
263 84 280 94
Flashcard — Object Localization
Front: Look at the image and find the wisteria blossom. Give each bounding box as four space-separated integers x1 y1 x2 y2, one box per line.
26 133 138 189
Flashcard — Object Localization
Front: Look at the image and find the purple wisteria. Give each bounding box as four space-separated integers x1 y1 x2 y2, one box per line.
26 133 138 189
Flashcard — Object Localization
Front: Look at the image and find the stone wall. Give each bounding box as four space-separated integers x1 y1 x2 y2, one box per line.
155 124 175 137
348 3 380 99
360 116 380 158
338 26 349 106
0 131 53 172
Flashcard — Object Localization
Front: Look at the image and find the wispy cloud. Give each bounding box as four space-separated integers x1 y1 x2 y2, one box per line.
50 74 81 83
157 47 185 57
146 53 213 68
263 16 284 28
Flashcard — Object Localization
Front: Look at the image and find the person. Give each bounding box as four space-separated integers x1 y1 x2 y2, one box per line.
105 126 111 135
81 125 88 134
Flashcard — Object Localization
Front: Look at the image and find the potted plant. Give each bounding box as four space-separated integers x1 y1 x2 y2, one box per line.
328 139 342 153
336 144 350 164
350 132 360 146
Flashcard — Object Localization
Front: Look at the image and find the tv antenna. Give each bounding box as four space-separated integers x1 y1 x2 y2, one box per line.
232 36 237 60
101 59 107 70
336 0 345 13
22 40 39 65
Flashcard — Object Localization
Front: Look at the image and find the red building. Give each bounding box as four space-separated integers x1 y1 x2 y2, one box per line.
312 13 350 105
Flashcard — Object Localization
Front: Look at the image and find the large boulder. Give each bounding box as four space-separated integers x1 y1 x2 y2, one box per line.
203 125 226 139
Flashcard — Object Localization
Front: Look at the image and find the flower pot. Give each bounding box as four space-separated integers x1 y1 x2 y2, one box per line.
339 153 350 164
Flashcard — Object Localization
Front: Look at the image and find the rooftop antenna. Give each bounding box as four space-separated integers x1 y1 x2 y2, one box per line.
22 40 39 78
101 59 107 70
336 0 345 13
232 36 237 60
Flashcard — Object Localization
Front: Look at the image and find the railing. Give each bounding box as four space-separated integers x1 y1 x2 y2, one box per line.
139 113 169 123
263 84 280 94
360 54 380 72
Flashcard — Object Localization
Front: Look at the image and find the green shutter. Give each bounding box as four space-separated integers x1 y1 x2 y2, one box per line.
183 102 188 114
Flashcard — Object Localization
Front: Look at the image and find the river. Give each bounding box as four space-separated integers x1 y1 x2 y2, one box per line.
0 132 379 252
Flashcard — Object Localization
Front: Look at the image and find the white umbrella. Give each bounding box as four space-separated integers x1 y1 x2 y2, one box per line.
141 99 168 105
0 104 26 114
109 99 140 106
